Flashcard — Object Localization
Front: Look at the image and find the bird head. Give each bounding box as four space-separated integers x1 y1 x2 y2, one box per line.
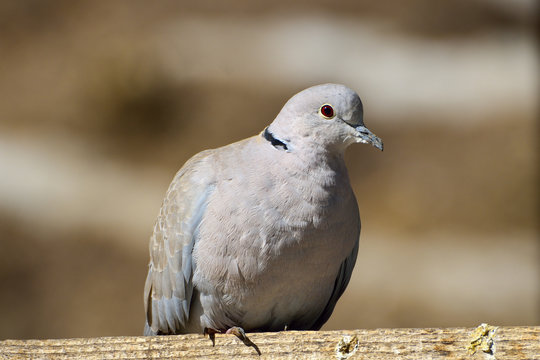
267 84 383 153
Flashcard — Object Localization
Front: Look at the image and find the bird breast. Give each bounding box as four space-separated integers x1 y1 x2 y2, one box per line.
191 138 359 330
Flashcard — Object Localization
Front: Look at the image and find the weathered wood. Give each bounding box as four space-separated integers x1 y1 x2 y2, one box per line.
0 326 538 359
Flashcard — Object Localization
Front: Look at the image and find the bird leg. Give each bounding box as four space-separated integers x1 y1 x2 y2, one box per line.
204 326 261 355
226 326 261 356
203 327 217 346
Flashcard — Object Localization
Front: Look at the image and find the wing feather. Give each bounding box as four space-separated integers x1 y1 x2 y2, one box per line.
143 151 215 335
310 238 359 330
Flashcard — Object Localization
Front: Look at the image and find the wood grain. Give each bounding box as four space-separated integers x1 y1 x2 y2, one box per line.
1 326 538 359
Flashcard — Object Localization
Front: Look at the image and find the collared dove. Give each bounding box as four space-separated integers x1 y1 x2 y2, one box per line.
143 83 383 353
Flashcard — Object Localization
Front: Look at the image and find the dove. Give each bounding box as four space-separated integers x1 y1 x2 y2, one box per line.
143 83 383 354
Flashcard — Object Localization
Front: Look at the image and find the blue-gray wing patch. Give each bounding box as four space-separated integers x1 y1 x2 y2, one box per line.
144 151 215 335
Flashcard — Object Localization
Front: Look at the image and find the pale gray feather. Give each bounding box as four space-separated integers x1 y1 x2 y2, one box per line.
144 151 215 335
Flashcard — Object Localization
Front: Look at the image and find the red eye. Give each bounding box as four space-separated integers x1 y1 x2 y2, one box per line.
320 104 334 118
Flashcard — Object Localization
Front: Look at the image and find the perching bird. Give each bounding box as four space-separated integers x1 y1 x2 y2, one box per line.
143 83 382 353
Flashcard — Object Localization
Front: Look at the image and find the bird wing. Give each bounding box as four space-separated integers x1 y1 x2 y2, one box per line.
144 151 215 335
310 237 359 330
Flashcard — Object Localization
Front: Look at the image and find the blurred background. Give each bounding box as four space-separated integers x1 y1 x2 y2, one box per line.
0 1 538 340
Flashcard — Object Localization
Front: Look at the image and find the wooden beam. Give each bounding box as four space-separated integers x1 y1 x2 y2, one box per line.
1 325 538 359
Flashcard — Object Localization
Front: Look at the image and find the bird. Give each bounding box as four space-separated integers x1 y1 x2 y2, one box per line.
143 83 383 354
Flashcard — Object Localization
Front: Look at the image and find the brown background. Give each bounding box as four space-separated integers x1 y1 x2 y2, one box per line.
0 1 538 339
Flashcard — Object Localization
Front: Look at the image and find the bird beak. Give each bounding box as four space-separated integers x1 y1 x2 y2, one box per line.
355 125 383 151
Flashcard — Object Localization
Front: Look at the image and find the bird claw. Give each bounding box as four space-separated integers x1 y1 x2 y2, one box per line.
203 326 261 355
226 326 261 356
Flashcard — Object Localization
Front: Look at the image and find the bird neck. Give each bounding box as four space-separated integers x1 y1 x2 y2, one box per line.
261 130 346 177
262 127 289 151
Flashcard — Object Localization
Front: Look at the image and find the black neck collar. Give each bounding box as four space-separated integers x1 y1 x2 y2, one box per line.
263 127 288 151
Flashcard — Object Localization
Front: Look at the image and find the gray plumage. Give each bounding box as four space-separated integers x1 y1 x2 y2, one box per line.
144 83 383 336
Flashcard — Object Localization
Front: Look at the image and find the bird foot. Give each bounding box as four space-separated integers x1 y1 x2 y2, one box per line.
226 326 261 356
204 326 261 355
203 327 217 346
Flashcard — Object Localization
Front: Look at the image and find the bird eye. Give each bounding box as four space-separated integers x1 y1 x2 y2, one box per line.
319 104 335 119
